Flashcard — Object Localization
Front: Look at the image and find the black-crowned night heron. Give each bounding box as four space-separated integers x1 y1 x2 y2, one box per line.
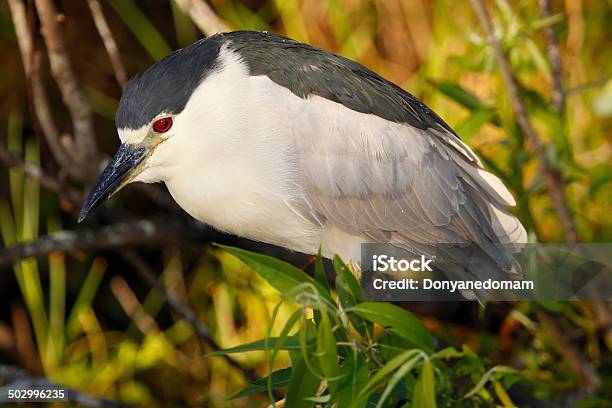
79 31 526 281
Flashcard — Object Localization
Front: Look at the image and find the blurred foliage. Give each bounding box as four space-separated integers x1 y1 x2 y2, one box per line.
212 246 525 407
0 0 610 406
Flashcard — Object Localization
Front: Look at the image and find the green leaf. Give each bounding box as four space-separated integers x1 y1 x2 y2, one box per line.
351 302 433 351
288 319 317 365
433 347 466 360
285 357 320 408
434 81 502 127
227 367 292 400
316 311 341 390
377 356 421 408
299 316 324 381
589 169 612 196
435 81 482 111
350 350 420 408
412 359 436 408
333 256 363 302
464 366 517 398
203 336 302 358
455 109 497 141
268 308 306 397
337 351 368 407
66 259 107 340
530 13 564 31
378 332 419 360
451 346 486 378
334 256 371 337
217 244 331 304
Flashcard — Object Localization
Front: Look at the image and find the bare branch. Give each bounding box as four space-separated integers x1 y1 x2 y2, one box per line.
31 52 80 171
537 0 564 113
7 0 79 175
0 364 131 407
470 0 597 390
173 0 230 37
34 0 99 178
0 218 206 267
7 0 32 74
565 76 609 95
86 0 128 88
469 0 579 244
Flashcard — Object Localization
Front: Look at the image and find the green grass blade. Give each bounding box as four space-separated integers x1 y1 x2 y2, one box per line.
66 258 107 340
376 356 421 408
107 0 172 61
285 356 320 408
411 359 436 408
47 214 66 369
316 310 340 390
350 350 420 408
337 350 368 407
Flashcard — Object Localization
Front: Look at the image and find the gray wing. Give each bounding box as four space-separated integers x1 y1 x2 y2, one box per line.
226 30 525 282
292 99 526 278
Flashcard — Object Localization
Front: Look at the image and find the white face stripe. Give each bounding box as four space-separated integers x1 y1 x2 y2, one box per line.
118 126 148 145
114 47 241 146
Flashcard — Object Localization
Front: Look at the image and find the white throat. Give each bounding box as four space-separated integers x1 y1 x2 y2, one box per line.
151 46 322 252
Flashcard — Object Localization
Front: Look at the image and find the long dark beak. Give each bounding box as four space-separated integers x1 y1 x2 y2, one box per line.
78 143 147 223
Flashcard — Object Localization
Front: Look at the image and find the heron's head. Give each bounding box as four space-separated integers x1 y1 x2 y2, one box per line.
78 36 230 222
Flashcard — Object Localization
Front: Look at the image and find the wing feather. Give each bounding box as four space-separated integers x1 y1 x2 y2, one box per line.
292 100 526 276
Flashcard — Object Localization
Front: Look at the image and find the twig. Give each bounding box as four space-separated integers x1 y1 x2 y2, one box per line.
470 0 598 390
7 0 78 176
0 364 131 407
119 250 263 387
564 76 609 95
34 0 99 179
0 143 82 208
0 218 206 267
7 0 32 74
173 0 230 37
469 0 579 244
537 0 612 349
537 0 564 113
86 0 128 88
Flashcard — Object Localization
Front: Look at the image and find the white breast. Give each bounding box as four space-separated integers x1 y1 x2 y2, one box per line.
159 46 327 255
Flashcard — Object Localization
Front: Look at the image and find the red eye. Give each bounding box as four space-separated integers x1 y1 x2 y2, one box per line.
153 117 172 133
